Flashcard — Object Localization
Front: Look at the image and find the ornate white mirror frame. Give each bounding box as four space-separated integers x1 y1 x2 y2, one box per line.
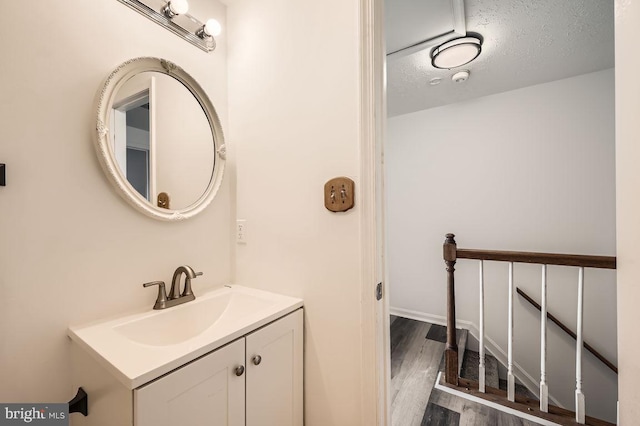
94 57 226 221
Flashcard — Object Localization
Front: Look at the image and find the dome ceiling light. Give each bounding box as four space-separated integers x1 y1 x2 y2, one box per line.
431 36 482 69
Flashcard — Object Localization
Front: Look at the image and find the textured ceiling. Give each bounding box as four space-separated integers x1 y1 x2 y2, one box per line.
386 0 458 54
386 0 615 117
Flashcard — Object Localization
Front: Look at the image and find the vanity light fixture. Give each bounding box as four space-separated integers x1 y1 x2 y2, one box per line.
197 19 222 39
431 36 482 69
115 0 220 52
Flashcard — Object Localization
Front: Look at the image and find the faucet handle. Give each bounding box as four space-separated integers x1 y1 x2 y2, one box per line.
143 281 168 310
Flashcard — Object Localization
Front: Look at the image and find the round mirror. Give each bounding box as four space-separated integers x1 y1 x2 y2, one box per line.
94 57 225 221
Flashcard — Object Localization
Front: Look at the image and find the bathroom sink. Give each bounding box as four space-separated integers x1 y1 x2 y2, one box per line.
114 291 273 346
68 285 303 388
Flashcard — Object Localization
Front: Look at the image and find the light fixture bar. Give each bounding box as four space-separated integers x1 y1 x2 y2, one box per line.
116 0 216 52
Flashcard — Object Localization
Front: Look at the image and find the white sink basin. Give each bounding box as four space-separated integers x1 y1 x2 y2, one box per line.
114 291 273 346
68 285 303 389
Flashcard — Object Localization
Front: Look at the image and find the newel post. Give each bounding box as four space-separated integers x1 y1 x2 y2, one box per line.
444 233 458 385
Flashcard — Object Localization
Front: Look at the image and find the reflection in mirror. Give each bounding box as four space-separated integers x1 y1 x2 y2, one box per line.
114 93 151 201
95 57 225 221
125 101 151 200
111 72 215 211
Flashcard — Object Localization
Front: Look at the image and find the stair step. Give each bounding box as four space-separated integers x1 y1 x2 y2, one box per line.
460 350 499 389
457 329 468 376
485 353 499 389
499 379 538 400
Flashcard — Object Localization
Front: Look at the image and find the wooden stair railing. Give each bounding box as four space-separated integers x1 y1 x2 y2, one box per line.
516 287 618 375
443 233 616 425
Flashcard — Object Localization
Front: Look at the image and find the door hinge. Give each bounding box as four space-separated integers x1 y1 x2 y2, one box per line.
376 282 383 301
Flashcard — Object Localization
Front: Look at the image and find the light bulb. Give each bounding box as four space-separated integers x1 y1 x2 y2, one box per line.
163 0 188 17
204 19 222 37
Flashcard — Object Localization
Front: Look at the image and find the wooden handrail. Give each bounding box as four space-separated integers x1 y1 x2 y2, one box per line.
456 249 616 270
516 287 618 375
443 233 617 388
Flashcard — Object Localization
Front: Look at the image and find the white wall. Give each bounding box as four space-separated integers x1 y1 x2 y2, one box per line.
226 0 368 425
0 0 230 402
387 69 617 420
615 0 640 423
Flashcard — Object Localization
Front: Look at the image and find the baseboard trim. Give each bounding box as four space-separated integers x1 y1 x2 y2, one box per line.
390 307 564 409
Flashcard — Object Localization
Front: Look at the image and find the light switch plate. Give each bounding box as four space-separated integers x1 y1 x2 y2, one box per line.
324 177 354 212
236 219 247 244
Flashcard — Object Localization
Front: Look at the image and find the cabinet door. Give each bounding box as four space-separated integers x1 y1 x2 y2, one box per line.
246 309 303 426
134 339 245 426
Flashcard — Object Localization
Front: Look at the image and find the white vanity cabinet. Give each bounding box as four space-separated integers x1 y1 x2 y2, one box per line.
245 308 304 426
134 309 303 426
69 300 303 426
134 338 246 426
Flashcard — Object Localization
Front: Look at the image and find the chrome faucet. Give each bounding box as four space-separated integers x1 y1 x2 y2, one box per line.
143 265 203 310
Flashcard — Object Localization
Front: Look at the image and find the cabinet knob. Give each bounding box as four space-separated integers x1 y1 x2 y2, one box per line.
235 365 245 376
252 355 262 366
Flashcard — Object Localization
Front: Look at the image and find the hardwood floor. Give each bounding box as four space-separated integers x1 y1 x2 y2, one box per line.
390 316 540 426
391 319 442 425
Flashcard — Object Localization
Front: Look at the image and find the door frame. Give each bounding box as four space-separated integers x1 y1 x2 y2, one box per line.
359 0 390 425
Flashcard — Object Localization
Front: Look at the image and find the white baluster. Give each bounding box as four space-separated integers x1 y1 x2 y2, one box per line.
479 260 485 393
576 267 586 424
540 264 549 412
508 262 515 402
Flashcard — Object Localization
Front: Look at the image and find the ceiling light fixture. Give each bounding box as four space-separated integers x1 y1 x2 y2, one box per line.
431 36 482 69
